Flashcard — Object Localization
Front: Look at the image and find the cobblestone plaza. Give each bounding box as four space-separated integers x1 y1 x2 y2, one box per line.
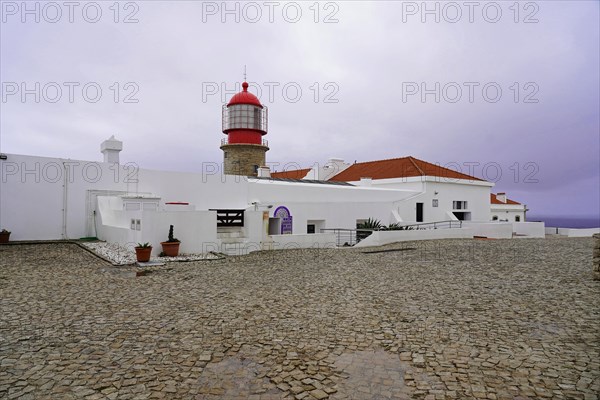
1 238 598 399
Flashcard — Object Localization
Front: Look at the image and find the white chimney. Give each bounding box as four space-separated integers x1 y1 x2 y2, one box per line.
101 135 123 163
258 166 271 178
320 157 350 180
496 192 507 203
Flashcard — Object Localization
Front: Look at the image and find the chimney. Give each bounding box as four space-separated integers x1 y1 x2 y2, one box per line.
496 192 507 203
257 166 271 178
321 157 350 180
101 135 123 163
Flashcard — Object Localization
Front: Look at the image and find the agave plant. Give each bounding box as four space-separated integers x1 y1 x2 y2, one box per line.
385 223 404 231
356 218 382 230
356 218 382 242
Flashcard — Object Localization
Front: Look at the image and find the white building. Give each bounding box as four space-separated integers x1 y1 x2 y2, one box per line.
0 80 543 254
490 193 527 222
272 156 495 224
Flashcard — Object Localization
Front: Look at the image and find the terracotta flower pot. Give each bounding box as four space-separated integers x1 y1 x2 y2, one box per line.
0 232 10 244
161 241 180 257
135 247 152 262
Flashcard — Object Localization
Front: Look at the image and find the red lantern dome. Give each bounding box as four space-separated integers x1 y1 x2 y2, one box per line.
227 82 263 108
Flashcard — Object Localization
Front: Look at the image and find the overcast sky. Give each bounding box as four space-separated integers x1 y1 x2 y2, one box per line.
1 1 598 218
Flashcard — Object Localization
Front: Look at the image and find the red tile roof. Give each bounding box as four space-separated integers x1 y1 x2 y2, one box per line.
490 193 521 205
271 168 311 179
329 156 484 182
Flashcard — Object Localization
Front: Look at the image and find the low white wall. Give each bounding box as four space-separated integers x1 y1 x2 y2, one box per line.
462 222 513 239
243 210 268 245
141 210 218 255
567 228 600 237
96 195 219 255
98 224 135 246
354 227 474 247
512 222 545 238
269 233 337 249
545 227 600 237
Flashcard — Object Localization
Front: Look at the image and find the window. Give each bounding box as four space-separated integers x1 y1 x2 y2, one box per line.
432 199 438 207
515 215 521 222
453 201 468 210
225 104 266 131
308 220 325 234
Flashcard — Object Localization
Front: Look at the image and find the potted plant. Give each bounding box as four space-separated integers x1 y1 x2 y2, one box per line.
161 225 180 257
0 229 10 244
135 242 152 262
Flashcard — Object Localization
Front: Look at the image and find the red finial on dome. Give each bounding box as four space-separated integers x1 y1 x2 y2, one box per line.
242 81 249 92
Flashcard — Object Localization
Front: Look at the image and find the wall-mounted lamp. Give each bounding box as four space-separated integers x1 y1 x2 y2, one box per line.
250 201 273 211
0 154 7 160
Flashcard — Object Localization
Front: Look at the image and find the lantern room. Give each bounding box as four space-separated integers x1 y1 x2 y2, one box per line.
222 82 268 145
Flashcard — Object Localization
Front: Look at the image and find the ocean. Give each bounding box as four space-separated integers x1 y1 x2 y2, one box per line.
527 215 600 229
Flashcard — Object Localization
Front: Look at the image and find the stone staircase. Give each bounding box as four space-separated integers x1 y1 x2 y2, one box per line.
218 230 250 256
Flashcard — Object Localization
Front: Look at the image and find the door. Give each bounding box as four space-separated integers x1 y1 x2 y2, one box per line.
416 203 424 222
268 218 281 235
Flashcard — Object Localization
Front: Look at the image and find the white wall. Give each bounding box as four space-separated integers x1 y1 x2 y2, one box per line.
95 195 219 255
269 233 337 249
1 154 133 240
354 227 474 247
567 228 600 237
248 179 419 232
141 210 218 255
0 153 248 241
544 227 600 237
460 222 513 239
368 177 493 223
512 222 545 238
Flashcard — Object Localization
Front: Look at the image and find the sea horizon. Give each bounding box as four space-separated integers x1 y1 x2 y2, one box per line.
527 215 600 229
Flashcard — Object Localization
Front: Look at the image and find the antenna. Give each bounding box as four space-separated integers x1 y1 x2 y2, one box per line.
243 65 247 81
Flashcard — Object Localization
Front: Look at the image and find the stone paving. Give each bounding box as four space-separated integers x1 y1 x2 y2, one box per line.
0 237 599 399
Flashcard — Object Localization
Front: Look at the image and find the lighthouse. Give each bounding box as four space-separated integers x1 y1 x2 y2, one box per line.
221 82 269 176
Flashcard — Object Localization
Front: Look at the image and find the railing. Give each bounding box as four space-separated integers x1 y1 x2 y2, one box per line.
401 220 463 230
319 229 374 247
321 220 463 247
221 138 268 147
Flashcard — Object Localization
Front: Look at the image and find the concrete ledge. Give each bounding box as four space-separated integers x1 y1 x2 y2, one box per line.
462 222 513 239
545 227 600 237
269 233 337 249
568 228 600 237
354 227 474 247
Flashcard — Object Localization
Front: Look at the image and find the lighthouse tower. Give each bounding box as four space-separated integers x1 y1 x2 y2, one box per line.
221 82 269 176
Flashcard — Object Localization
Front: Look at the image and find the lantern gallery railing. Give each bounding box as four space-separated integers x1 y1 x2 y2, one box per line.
221 138 268 147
